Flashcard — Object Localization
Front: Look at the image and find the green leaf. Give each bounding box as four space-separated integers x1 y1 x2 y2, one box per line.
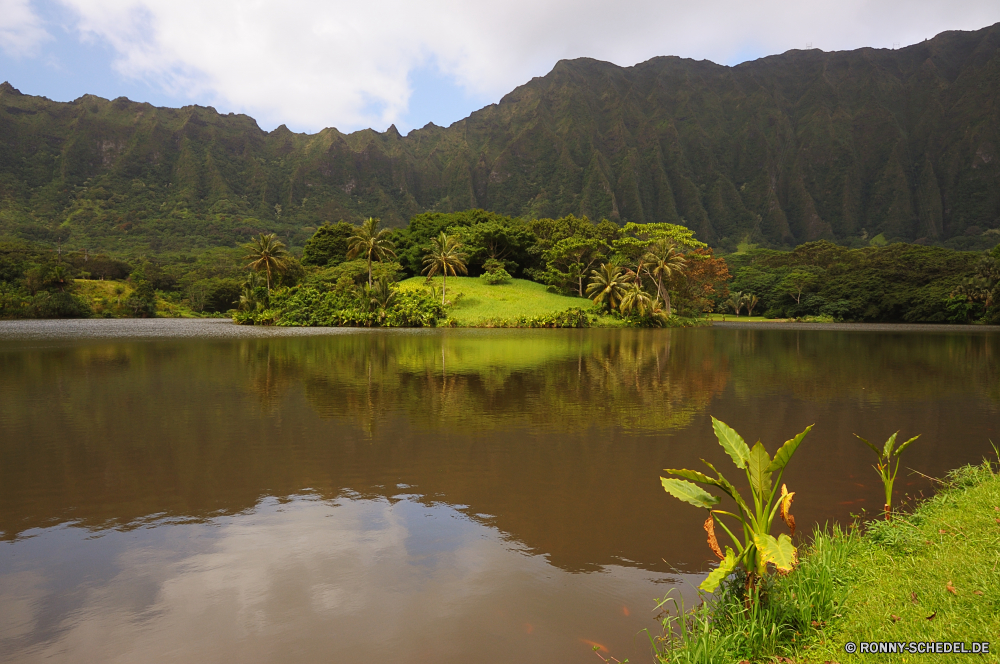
855 434 883 459
665 468 717 485
883 431 899 458
747 441 772 499
754 532 797 572
712 417 750 470
667 468 738 502
767 425 813 473
700 460 750 515
660 478 721 509
699 547 737 593
893 435 920 458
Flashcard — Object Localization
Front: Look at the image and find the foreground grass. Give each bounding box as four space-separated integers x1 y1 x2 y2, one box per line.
802 462 1000 663
398 276 625 326
654 461 1000 663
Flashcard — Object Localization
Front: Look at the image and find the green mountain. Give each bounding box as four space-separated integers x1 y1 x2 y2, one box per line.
2 23 999 253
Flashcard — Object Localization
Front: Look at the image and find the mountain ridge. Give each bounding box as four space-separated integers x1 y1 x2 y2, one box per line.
1 23 998 252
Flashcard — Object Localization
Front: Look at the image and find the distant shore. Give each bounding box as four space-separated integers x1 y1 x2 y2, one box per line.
710 320 1000 332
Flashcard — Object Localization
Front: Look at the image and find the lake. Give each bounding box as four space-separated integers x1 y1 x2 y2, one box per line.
0 320 997 663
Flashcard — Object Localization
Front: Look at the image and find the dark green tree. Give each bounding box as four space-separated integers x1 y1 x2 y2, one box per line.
457 218 536 274
543 237 608 296
302 222 355 267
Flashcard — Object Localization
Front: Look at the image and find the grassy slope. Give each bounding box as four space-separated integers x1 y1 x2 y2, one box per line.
801 463 1000 663
72 279 202 318
398 276 607 325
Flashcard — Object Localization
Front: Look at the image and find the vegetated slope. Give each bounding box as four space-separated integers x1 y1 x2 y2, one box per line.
727 241 993 322
398 276 589 325
1 23 999 253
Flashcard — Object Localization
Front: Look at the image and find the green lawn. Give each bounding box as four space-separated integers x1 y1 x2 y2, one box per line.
398 276 597 325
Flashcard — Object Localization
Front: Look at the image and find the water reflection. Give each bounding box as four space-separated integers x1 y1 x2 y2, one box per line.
0 495 688 663
0 322 997 663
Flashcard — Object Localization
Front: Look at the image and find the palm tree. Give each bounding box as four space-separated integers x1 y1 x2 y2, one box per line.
726 290 745 316
422 232 468 305
586 263 627 313
620 282 654 317
238 272 267 312
244 233 289 292
347 217 397 287
643 241 687 316
745 293 760 317
360 276 398 324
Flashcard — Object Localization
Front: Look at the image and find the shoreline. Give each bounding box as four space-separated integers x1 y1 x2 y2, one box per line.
3 317 1000 338
710 320 1000 333
800 461 1000 663
653 460 1000 663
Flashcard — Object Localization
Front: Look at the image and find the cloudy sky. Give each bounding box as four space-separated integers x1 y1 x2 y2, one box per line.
1 0 998 134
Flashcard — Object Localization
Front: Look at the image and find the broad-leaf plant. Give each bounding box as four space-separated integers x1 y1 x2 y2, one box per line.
660 417 812 593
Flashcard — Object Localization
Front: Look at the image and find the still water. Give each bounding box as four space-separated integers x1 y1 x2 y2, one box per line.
0 320 997 663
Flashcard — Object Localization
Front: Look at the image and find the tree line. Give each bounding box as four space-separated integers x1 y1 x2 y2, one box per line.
230 210 732 326
1 208 997 324
726 242 1000 324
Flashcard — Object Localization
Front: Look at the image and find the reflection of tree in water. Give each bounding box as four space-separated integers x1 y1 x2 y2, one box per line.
1 329 997 570
240 342 299 414
283 331 732 435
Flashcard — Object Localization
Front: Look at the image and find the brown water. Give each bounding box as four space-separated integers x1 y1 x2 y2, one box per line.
0 320 997 663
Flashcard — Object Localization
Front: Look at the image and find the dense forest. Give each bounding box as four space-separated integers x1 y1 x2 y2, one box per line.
2 23 1000 257
2 209 997 325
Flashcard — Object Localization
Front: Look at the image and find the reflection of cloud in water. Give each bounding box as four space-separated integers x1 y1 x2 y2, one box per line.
1 496 692 664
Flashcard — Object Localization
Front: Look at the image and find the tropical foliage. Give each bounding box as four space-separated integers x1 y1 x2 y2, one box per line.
244 232 289 292
950 252 1000 323
585 263 628 313
301 221 355 267
422 232 468 304
234 280 444 327
643 240 687 316
347 217 397 287
2 207 996 325
854 431 921 520
660 417 812 592
726 241 999 322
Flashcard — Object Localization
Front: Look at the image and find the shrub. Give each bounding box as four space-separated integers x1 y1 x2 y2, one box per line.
480 267 511 285
478 307 592 328
235 283 445 327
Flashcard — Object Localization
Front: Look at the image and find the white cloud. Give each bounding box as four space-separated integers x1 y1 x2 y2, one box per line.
36 0 1000 131
4 496 692 662
0 0 50 57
